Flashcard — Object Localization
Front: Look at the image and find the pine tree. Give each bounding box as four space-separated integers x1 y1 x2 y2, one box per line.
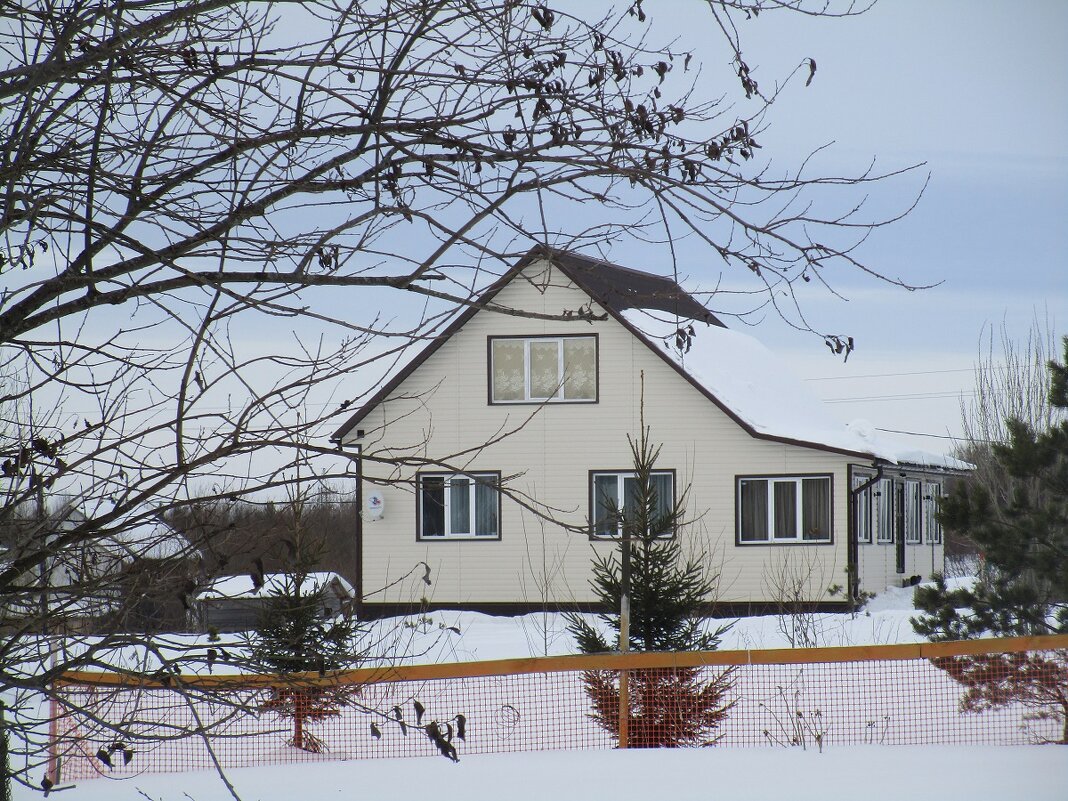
567 428 734 747
246 510 362 753
912 336 1068 742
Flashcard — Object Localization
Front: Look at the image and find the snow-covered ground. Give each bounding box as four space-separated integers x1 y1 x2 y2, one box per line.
16 745 1066 801
391 581 938 664
9 579 1068 800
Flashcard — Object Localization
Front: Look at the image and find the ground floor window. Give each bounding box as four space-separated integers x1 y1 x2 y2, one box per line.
924 481 943 543
417 472 500 540
864 476 944 547
737 475 832 543
905 479 922 544
852 473 873 544
875 478 894 543
591 471 674 538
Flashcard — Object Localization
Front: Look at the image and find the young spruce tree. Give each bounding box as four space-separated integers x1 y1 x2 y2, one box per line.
912 336 1068 742
246 501 362 753
567 427 734 747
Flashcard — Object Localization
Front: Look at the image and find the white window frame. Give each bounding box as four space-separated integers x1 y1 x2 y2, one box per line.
904 479 923 544
417 472 500 540
590 470 675 539
875 477 894 543
736 475 832 544
852 473 873 544
924 481 943 543
489 335 597 404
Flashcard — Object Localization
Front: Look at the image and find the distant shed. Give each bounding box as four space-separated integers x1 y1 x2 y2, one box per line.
195 572 356 632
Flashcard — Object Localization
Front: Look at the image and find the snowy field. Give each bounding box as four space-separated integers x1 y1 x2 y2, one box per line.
9 580 1068 800
15 745 1067 801
389 582 939 663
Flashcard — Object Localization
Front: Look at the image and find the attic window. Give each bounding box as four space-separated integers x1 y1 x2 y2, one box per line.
489 336 597 403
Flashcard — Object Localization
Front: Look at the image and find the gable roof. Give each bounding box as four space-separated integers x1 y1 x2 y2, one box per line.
331 247 966 470
332 245 719 443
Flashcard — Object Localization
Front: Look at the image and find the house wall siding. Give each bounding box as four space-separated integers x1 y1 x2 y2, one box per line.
348 261 865 607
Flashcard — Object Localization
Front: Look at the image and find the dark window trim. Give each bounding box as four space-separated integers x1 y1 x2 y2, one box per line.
734 472 835 546
415 470 503 542
587 467 678 541
851 469 875 545
487 333 600 406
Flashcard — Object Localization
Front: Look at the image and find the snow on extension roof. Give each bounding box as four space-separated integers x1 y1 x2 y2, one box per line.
620 308 969 470
197 572 355 601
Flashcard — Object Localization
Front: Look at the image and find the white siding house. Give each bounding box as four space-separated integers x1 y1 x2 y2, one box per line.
334 248 965 616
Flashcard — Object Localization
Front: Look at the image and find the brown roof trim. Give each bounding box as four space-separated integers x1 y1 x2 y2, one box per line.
331 246 873 459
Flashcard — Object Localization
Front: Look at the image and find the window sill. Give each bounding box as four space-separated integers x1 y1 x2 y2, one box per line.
417 535 501 542
735 539 834 546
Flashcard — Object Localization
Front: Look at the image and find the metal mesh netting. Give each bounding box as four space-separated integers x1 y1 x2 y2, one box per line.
50 637 1068 782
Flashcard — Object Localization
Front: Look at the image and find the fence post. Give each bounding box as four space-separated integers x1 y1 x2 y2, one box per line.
46 683 60 785
294 691 305 751
618 592 630 749
1 700 11 801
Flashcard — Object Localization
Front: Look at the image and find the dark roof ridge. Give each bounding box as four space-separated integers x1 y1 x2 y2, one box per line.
543 248 726 326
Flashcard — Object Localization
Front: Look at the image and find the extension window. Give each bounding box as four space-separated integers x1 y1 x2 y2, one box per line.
905 479 923 544
737 475 832 544
924 481 943 543
489 335 597 403
852 472 873 544
875 477 894 543
417 472 501 540
590 471 674 538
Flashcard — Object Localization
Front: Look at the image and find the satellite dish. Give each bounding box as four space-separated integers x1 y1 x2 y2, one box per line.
365 489 384 521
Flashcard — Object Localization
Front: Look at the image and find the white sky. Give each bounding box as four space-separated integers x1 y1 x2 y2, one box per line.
691 0 1068 449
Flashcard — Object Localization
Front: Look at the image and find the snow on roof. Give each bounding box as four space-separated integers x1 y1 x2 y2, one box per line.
197 572 355 601
842 417 972 471
620 308 969 470
104 519 189 561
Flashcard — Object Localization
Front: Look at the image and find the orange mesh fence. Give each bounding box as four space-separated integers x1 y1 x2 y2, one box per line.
50 635 1068 782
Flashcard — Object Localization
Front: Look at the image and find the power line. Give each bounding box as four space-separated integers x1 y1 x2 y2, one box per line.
804 365 1008 382
874 427 959 441
823 390 976 404
874 426 998 444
